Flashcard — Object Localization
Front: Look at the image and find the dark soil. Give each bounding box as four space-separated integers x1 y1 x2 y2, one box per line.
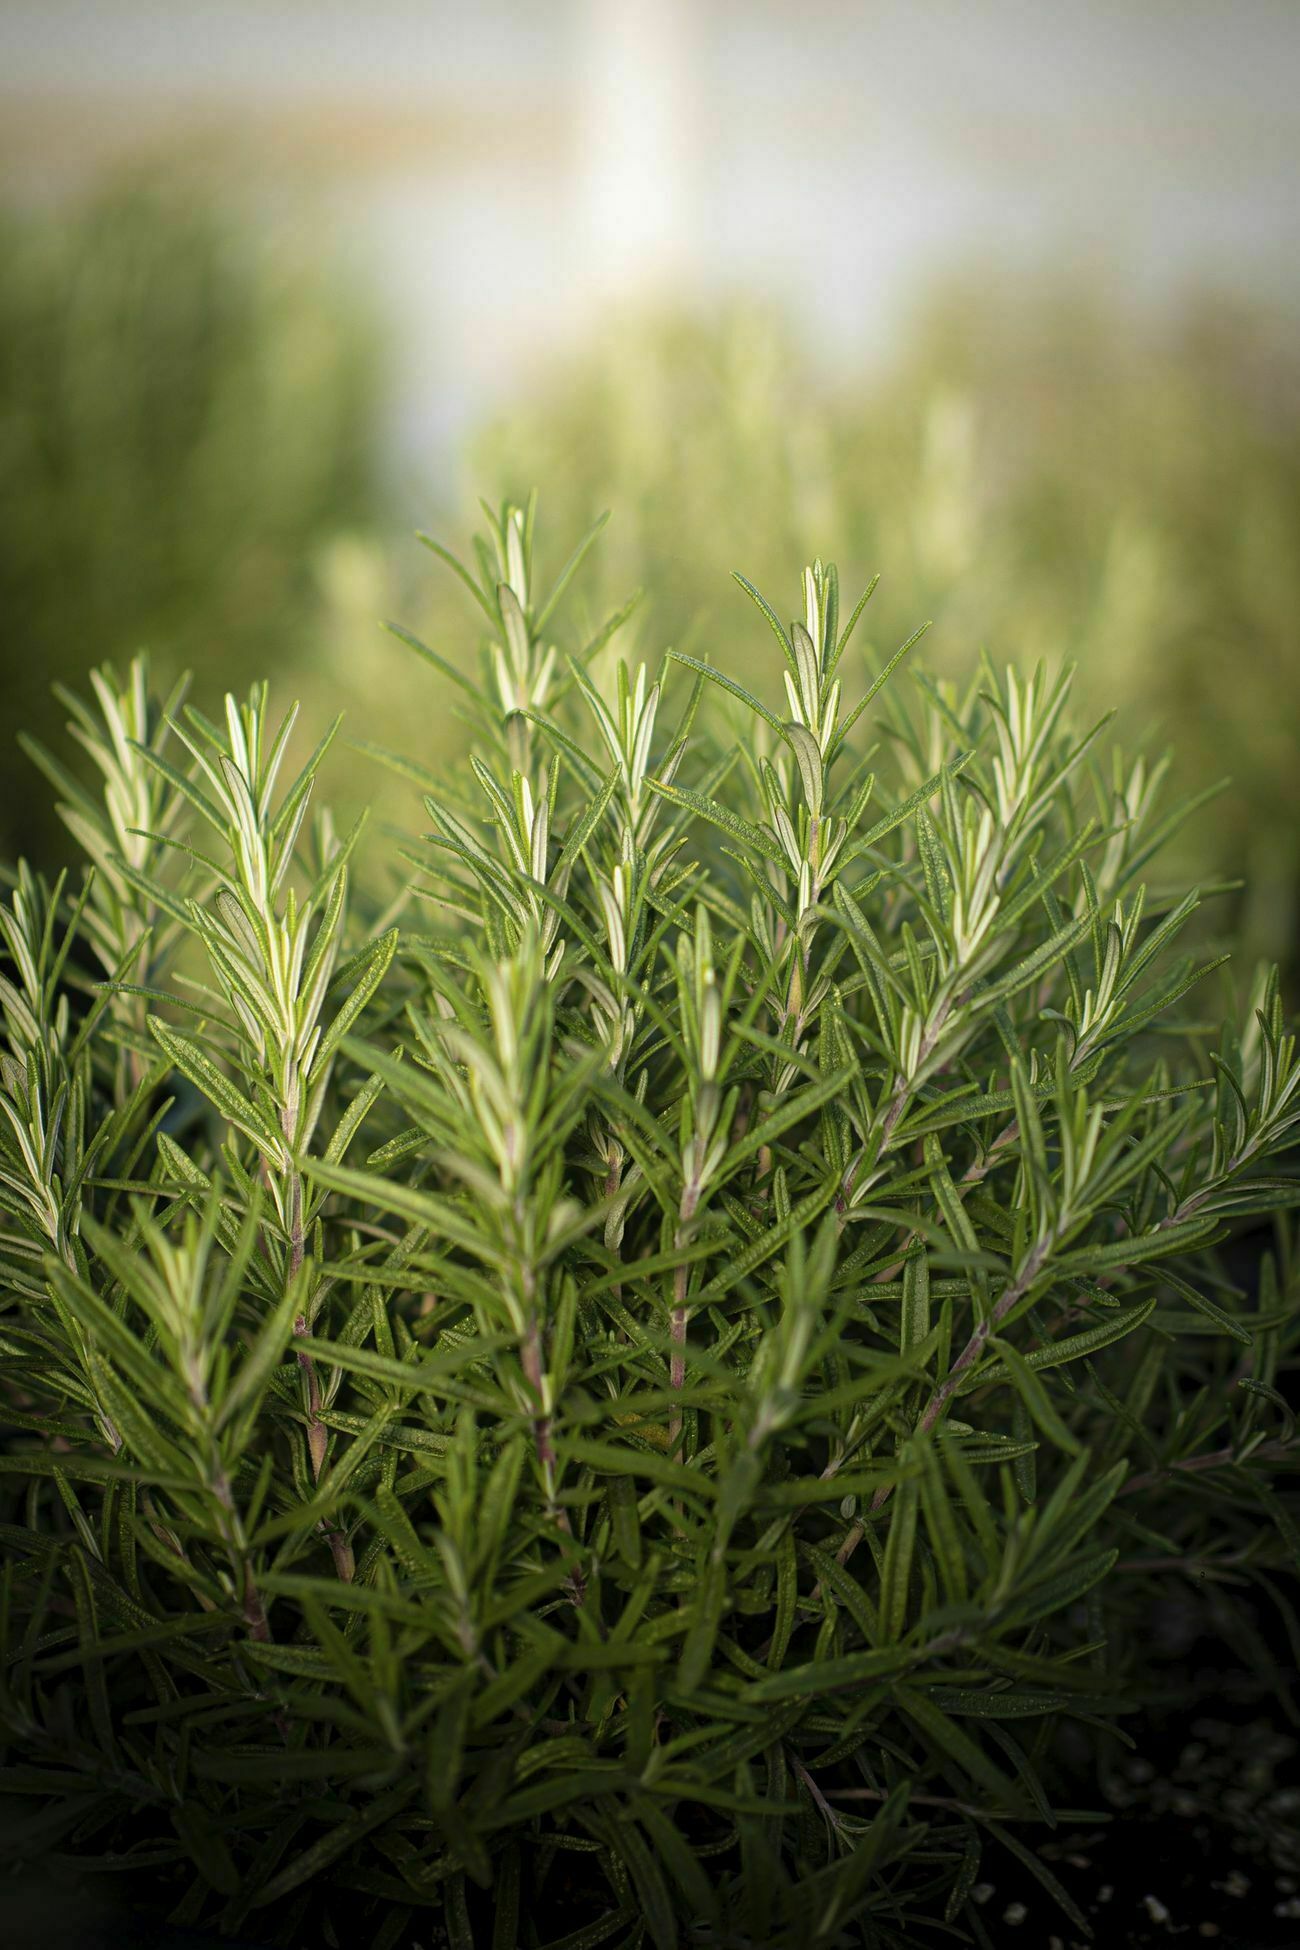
969 1591 1300 1950
967 1716 1300 1950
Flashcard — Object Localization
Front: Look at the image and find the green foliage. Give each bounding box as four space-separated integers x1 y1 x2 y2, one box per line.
471 285 1300 969
1 505 1298 1947
0 170 383 864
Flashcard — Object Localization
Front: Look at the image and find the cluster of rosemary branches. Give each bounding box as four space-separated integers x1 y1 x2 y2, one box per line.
1 504 1297 1948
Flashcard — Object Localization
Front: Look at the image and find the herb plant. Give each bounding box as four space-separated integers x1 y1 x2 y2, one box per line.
1 505 1297 1948
472 288 1300 968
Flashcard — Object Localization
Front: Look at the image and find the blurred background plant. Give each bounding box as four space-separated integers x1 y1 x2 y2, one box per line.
0 169 386 863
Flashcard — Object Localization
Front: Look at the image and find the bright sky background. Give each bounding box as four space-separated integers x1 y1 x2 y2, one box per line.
4 0 1298 475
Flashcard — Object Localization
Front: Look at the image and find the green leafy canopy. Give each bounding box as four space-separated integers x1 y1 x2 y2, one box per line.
1 502 1297 1947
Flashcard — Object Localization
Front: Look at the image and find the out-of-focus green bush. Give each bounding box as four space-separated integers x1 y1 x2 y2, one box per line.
0 171 385 861
468 285 1300 968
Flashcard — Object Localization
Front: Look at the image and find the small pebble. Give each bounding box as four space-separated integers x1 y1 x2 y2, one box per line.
971 1882 995 1905
1197 1927 1220 1940
1002 1902 1028 1926
1143 1895 1172 1926
1224 1870 1251 1897
1098 1885 1113 1903
1275 1897 1300 1919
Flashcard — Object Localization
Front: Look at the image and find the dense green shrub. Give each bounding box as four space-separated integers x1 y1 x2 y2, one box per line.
1 507 1297 1946
0 171 383 864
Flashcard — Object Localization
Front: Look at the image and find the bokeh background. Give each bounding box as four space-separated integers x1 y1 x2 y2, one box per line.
3 0 1299 965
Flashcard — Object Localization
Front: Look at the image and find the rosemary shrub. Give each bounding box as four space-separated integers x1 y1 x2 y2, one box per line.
1 504 1297 1948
